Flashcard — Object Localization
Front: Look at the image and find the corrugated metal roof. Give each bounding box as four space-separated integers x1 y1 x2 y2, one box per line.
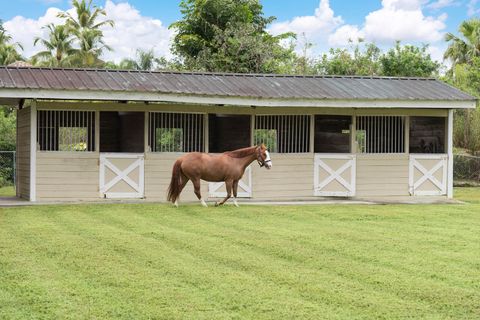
0 66 475 101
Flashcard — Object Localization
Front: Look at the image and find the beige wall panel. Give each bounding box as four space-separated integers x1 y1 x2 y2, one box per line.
356 155 409 197
252 154 314 199
36 152 99 201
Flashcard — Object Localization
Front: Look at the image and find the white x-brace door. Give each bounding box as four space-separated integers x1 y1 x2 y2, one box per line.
409 154 447 196
99 153 145 199
314 154 356 197
208 166 252 198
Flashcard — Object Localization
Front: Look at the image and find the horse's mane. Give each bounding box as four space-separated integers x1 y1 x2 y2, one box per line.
224 146 257 158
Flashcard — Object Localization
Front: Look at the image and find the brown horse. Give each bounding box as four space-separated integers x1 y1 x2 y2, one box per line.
167 144 272 207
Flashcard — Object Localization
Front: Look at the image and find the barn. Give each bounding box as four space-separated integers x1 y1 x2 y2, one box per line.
0 66 475 203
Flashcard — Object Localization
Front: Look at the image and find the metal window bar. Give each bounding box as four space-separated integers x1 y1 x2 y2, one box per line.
36 110 95 152
148 112 204 152
356 115 405 154
254 115 310 153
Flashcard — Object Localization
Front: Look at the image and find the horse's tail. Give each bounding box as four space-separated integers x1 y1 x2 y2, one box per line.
167 159 183 203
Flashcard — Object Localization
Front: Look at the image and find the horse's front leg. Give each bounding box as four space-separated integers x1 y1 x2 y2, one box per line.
216 180 233 206
192 178 207 207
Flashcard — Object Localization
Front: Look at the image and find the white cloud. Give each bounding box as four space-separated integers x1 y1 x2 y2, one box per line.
427 0 459 10
270 0 447 58
361 1 447 44
4 7 65 58
269 0 343 50
328 25 365 47
4 0 173 62
101 1 173 62
468 0 480 16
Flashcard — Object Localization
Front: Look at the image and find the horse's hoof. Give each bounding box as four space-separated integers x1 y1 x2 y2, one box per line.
214 202 219 207
174 201 179 208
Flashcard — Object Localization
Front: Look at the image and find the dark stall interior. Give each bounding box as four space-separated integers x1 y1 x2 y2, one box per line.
409 116 446 154
100 111 144 153
208 114 251 153
314 115 352 153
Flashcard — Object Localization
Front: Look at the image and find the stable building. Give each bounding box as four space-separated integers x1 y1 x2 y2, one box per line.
0 66 475 202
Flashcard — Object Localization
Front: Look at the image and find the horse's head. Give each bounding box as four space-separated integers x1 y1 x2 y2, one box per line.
256 144 272 170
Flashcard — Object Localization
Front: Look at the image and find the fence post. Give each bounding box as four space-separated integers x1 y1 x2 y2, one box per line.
13 151 16 188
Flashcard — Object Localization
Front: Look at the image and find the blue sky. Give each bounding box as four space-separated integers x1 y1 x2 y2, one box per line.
1 0 479 62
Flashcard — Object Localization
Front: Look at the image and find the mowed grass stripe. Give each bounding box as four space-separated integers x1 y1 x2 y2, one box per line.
0 188 479 319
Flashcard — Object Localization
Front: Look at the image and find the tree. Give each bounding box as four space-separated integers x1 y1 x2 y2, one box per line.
380 42 440 77
105 49 172 71
118 49 158 71
445 57 480 153
0 107 15 151
316 41 382 76
58 0 114 67
169 0 296 73
32 24 77 67
444 19 480 154
444 18 480 67
0 20 23 65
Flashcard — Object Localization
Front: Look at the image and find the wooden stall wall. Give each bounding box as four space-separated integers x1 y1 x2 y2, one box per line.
36 152 99 201
252 154 315 200
355 154 410 197
16 107 30 199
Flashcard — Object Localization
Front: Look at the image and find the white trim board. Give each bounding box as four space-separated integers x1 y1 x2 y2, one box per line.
0 88 476 109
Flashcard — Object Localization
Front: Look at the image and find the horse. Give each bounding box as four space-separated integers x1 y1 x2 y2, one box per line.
167 144 272 207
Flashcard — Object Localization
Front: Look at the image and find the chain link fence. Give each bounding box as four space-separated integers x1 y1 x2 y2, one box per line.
454 154 480 186
0 151 15 188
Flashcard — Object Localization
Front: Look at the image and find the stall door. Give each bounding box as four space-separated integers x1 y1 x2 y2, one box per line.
409 154 447 196
314 154 356 197
99 153 145 198
209 166 252 198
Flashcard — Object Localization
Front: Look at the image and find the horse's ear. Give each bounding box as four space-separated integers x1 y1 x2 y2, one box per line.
261 143 266 150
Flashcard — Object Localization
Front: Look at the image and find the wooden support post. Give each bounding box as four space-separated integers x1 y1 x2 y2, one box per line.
30 100 37 202
309 115 315 153
95 111 100 152
447 109 454 198
350 114 356 154
204 114 209 153
404 116 410 154
144 111 149 153
250 114 255 146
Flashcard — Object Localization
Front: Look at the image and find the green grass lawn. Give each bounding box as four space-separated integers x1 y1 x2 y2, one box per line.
0 186 15 197
1 189 479 319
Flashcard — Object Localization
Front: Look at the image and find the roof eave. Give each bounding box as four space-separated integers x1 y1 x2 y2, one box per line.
0 88 476 109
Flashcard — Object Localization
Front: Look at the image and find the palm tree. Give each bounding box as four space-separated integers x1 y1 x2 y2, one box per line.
58 0 114 67
118 49 158 70
32 24 77 67
0 20 12 45
444 18 480 66
0 20 24 65
72 28 112 67
0 44 23 65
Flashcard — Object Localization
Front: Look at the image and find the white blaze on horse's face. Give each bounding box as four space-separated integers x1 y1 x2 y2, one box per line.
264 150 272 169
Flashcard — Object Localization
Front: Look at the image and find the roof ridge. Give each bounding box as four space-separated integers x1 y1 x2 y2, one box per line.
0 65 438 81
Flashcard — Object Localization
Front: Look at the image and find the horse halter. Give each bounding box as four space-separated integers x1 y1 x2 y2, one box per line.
256 147 272 168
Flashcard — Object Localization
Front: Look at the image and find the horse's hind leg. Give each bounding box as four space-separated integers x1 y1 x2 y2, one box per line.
232 180 239 207
217 180 233 206
192 178 207 207
175 175 189 207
